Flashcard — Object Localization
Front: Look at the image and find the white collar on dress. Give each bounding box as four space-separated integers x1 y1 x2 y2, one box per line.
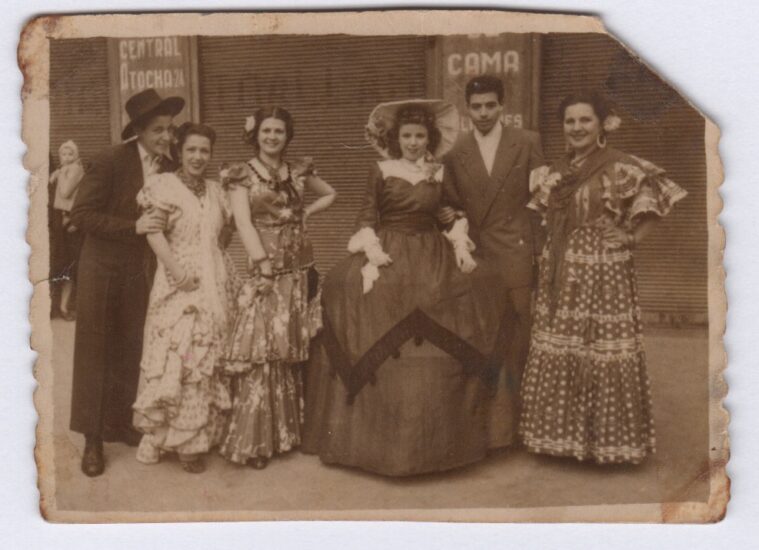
377 158 443 186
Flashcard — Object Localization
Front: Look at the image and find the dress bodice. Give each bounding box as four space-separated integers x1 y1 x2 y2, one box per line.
224 157 315 273
137 172 227 267
137 171 231 335
377 176 442 233
245 159 306 226
356 159 445 233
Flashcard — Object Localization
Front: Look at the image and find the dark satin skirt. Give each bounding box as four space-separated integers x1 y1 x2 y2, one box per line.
302 226 517 476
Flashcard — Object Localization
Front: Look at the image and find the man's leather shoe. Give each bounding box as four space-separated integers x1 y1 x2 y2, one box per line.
81 437 105 477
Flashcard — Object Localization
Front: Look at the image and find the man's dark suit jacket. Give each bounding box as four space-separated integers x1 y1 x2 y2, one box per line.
71 141 151 261
443 126 545 289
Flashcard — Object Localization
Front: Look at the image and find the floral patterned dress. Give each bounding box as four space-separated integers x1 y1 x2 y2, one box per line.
219 157 322 464
133 171 235 463
519 146 687 464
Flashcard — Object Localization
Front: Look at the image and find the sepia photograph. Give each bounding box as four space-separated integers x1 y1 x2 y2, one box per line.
21 9 727 524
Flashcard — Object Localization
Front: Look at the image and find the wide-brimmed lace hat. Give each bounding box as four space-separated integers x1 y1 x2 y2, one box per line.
365 99 459 160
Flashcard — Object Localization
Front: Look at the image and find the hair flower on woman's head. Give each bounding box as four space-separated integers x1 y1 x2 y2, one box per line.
603 114 622 133
244 115 257 133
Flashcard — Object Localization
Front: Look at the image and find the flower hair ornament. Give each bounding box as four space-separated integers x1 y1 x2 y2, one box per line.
242 114 258 144
597 113 622 148
245 115 257 133
603 113 622 133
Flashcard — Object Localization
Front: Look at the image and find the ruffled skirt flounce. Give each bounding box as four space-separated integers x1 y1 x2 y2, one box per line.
133 301 232 462
220 267 321 464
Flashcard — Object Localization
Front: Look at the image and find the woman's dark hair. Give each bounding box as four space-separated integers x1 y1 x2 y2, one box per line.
175 122 217 151
465 75 505 104
386 105 442 159
243 106 295 151
558 91 614 126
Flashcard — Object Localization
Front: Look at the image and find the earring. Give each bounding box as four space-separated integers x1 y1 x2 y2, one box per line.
596 134 607 148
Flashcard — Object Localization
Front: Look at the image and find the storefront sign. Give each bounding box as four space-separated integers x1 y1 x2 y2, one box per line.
437 34 539 131
107 37 198 143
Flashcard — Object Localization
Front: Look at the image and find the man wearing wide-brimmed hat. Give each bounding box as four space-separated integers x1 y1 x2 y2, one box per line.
69 88 185 477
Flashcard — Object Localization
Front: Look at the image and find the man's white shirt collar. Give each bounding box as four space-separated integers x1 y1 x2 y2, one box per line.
473 122 503 176
137 141 165 180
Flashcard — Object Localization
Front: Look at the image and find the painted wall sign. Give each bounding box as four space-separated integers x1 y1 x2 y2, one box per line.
107 37 199 143
436 34 540 131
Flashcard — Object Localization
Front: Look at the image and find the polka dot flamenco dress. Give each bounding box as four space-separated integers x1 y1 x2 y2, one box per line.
519 147 687 464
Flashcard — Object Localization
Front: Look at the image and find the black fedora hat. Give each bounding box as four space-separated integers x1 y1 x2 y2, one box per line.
121 88 185 140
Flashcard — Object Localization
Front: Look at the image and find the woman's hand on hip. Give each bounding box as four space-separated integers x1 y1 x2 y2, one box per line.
601 226 631 249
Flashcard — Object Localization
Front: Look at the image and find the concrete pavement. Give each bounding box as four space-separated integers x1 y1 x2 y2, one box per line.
46 320 710 515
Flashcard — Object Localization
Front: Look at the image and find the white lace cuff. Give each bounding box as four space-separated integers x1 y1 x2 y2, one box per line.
348 227 392 292
348 227 379 254
444 218 477 272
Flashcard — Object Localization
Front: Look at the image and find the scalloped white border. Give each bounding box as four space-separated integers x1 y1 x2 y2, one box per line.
19 5 729 531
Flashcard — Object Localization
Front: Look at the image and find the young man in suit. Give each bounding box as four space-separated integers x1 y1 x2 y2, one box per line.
69 88 185 476
442 75 545 449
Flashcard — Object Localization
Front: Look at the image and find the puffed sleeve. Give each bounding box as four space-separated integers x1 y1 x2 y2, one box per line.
602 155 688 225
136 173 183 232
219 162 253 191
525 135 548 255
290 156 317 179
136 173 177 214
354 162 383 230
527 165 553 219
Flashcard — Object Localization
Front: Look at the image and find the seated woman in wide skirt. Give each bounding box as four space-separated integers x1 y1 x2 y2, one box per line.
302 100 512 476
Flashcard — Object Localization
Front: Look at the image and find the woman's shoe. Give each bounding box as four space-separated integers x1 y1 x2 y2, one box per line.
248 456 269 470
